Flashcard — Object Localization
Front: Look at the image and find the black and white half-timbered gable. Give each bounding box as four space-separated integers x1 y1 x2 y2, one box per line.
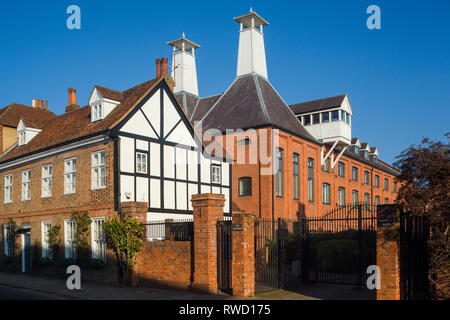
110 79 232 220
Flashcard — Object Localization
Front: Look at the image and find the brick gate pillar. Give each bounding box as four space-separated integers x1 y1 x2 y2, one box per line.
231 213 256 298
376 205 402 300
120 201 148 222
191 193 225 294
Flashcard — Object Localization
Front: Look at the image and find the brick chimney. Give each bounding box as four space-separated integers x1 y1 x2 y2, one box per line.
66 88 80 113
156 58 162 77
161 57 168 76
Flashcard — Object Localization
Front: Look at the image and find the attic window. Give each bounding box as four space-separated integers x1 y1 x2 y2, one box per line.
19 131 26 146
331 110 339 121
92 104 103 122
363 150 369 160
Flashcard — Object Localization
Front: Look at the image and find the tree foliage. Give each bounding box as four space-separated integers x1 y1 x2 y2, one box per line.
394 133 449 299
71 210 92 264
103 214 144 286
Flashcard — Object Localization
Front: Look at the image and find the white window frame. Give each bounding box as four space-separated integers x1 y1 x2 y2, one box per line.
41 221 52 259
4 174 12 204
41 164 52 198
64 158 76 194
92 104 103 121
211 165 221 184
136 152 148 174
91 150 106 189
64 219 77 260
22 170 31 201
91 218 106 262
322 183 330 204
338 187 345 206
19 131 26 146
3 224 13 257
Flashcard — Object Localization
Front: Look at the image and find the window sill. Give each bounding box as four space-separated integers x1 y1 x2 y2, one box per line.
91 186 106 191
64 191 76 195
238 194 252 197
4 201 12 205
41 196 52 199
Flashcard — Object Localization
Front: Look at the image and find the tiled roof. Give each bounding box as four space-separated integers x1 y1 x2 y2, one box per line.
94 86 124 102
0 103 56 128
20 117 51 130
196 74 319 144
0 78 161 162
175 92 199 119
290 94 347 115
190 94 222 123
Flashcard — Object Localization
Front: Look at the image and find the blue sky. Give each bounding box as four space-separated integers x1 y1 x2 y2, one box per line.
0 0 449 164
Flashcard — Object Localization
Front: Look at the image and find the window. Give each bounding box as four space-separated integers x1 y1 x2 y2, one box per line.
3 225 13 257
303 115 311 126
393 182 397 193
64 220 77 260
22 170 30 201
322 112 329 123
312 113 320 124
352 190 359 205
211 165 221 184
372 155 378 163
92 218 106 262
338 162 345 177
364 193 370 206
41 222 52 259
19 131 26 146
4 175 12 204
42 164 52 198
308 158 314 202
353 146 359 154
64 158 76 194
375 196 380 206
384 178 389 191
92 150 106 189
331 110 339 121
347 114 351 124
322 183 330 204
338 187 345 206
237 138 251 146
385 198 389 204
364 171 369 184
322 158 330 172
136 152 148 174
238 177 252 196
92 104 103 121
352 167 358 181
375 175 380 188
275 148 283 197
363 150 369 160
293 153 299 200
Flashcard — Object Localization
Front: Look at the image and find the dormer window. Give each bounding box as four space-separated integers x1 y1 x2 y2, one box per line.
353 146 359 154
331 110 339 121
92 104 103 122
363 150 369 159
19 131 26 146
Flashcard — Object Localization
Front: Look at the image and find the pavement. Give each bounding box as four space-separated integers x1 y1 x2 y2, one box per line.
0 272 376 300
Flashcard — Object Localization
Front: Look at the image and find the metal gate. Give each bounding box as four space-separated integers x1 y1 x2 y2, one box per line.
303 204 377 285
254 218 304 293
217 219 232 294
400 212 431 300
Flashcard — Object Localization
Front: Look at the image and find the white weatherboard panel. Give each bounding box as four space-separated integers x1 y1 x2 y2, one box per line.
121 110 158 139
150 179 160 208
141 89 160 136
176 182 187 210
201 184 211 194
164 181 175 209
164 145 175 178
136 140 148 151
147 212 193 222
187 150 198 182
222 188 230 213
120 137 134 173
200 156 210 183
222 164 230 186
188 183 198 210
150 143 160 176
212 186 220 194
175 148 187 180
163 91 181 137
120 175 134 202
165 121 196 147
136 177 149 202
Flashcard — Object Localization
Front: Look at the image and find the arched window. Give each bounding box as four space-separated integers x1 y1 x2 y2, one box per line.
238 177 252 197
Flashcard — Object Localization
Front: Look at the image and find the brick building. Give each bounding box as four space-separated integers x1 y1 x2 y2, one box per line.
0 60 231 273
171 10 400 220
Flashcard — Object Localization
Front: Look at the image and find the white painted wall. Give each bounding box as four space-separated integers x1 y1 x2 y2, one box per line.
172 51 199 96
237 28 268 79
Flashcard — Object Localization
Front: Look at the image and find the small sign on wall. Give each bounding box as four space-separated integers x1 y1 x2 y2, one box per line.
232 223 243 231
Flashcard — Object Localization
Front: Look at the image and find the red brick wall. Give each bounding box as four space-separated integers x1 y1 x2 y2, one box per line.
134 241 192 290
0 140 115 218
216 127 399 219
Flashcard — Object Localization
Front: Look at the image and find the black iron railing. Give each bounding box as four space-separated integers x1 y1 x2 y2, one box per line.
142 219 193 241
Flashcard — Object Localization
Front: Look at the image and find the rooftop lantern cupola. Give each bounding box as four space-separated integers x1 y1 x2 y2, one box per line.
167 33 200 97
234 9 269 79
